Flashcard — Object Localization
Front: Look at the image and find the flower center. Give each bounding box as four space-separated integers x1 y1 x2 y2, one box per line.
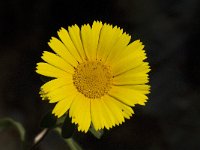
73 61 113 99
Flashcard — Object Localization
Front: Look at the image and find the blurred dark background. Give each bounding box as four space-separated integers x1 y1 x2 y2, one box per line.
0 0 200 149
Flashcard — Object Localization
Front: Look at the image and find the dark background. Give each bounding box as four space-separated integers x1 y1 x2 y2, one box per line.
0 0 200 150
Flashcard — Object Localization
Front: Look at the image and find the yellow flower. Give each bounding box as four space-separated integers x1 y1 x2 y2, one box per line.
36 21 150 133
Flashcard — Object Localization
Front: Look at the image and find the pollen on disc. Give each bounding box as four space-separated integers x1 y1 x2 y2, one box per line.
73 61 113 99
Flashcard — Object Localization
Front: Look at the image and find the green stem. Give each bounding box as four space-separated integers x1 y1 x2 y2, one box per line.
54 128 83 150
65 138 83 150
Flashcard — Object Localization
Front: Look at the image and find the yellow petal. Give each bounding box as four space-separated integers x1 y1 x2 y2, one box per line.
36 62 69 78
41 76 73 93
103 95 125 125
113 62 150 85
91 99 111 130
77 97 91 132
69 94 81 121
96 24 123 62
110 40 142 63
81 21 103 61
109 86 148 106
117 62 150 74
113 99 134 119
46 84 77 103
105 32 131 65
91 98 116 130
57 28 82 62
68 25 86 60
91 21 103 60
42 51 74 74
48 37 78 67
81 24 92 60
52 95 75 118
99 99 115 129
111 41 146 76
113 73 149 85
101 97 119 129
91 99 102 130
124 85 151 95
69 94 91 132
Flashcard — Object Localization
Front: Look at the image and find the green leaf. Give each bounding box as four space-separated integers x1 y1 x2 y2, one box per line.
89 125 104 139
61 116 75 138
0 118 25 142
40 112 57 128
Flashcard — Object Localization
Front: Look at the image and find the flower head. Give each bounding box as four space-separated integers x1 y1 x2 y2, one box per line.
36 21 150 132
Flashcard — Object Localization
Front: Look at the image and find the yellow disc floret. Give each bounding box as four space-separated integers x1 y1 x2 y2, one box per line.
73 61 113 99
